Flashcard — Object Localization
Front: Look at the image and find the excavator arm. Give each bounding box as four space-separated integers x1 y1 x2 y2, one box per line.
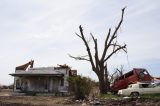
15 60 34 71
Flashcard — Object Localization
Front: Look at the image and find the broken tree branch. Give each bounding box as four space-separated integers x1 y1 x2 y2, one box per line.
68 54 90 61
101 28 111 61
73 26 96 71
90 33 99 69
104 44 127 62
101 7 126 62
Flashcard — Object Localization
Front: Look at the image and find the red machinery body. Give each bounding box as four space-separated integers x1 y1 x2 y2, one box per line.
111 68 153 92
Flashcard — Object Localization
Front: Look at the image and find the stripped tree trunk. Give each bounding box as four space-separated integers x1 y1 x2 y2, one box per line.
69 8 127 94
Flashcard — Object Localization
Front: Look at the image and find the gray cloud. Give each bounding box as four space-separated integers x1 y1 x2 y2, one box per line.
0 0 160 85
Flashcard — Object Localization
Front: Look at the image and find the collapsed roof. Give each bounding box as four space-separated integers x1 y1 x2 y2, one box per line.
10 60 77 77
10 67 64 77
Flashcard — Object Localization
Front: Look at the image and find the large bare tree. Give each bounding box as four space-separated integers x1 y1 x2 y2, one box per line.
69 8 127 94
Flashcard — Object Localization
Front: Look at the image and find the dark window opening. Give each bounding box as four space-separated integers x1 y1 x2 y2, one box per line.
45 79 48 89
16 79 20 89
139 84 149 88
61 78 64 86
125 71 134 78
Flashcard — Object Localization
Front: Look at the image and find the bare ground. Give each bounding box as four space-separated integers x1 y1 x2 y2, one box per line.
0 89 160 106
0 89 79 106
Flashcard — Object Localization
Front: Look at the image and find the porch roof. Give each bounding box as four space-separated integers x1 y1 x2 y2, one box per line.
10 67 64 77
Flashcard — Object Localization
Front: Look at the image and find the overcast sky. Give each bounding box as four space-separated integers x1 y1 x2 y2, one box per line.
0 0 160 85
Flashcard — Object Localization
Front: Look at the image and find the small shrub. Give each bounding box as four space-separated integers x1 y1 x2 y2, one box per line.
68 75 93 100
8 84 14 89
2 85 8 89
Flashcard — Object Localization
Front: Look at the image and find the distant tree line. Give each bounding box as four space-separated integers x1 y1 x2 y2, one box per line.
0 84 13 91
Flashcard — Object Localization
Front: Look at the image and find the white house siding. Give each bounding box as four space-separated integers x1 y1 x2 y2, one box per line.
11 67 70 94
49 77 60 93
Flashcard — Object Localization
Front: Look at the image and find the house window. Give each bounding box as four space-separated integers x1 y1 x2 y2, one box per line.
60 78 64 86
45 79 48 89
16 79 20 89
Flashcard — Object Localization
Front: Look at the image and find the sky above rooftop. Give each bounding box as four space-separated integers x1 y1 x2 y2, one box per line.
0 0 160 85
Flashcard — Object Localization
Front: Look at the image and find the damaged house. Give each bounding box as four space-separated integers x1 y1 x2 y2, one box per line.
9 60 77 95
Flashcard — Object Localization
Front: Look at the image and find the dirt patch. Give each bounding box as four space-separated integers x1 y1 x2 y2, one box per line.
0 96 160 106
0 90 160 106
0 96 73 106
103 98 160 106
0 89 12 96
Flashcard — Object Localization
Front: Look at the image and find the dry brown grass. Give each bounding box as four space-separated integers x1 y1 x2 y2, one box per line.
0 96 71 106
0 89 76 106
0 89 12 96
